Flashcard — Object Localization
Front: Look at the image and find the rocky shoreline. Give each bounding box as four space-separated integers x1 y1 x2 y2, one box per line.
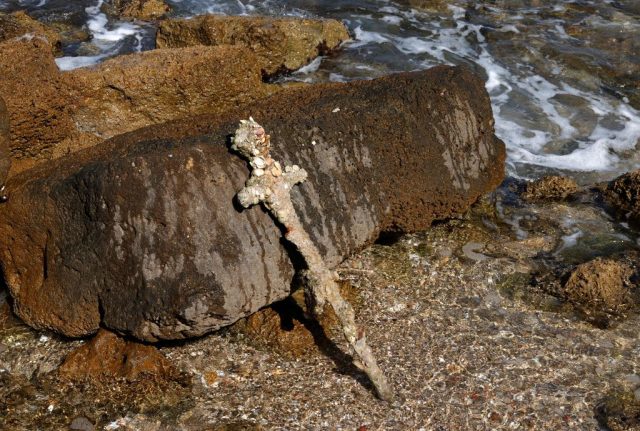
0 2 640 430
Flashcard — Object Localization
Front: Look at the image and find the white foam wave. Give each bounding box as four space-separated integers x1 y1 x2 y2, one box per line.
56 0 143 71
167 0 307 17
346 7 640 176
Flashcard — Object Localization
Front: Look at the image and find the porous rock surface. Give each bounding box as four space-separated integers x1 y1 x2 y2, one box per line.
0 38 279 174
0 66 505 341
101 0 171 21
563 257 636 312
65 45 277 140
522 175 579 201
0 96 10 187
0 11 62 52
58 329 175 381
0 37 83 172
156 14 350 76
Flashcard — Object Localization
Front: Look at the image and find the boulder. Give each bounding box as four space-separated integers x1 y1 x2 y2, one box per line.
156 15 350 76
101 0 171 21
58 329 175 381
601 169 640 227
0 37 82 173
0 66 505 341
64 45 278 140
0 11 62 53
0 96 10 189
564 257 636 312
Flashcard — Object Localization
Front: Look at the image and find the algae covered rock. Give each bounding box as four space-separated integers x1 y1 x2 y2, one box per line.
601 169 640 227
0 66 505 341
522 175 578 202
564 257 636 312
156 14 350 76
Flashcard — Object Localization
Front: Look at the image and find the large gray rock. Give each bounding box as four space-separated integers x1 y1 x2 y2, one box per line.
0 66 505 341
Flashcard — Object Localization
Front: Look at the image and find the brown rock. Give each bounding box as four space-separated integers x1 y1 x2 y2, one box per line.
59 329 174 381
156 15 350 76
0 11 62 53
564 257 635 311
101 0 171 21
0 96 10 188
64 45 278 141
0 37 82 173
522 175 579 201
488 236 557 259
601 169 640 227
234 301 316 358
1 67 505 341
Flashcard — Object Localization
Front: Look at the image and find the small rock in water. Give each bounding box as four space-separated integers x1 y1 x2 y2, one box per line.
601 169 640 227
69 416 95 431
462 242 489 261
563 257 635 312
522 175 579 202
625 374 640 387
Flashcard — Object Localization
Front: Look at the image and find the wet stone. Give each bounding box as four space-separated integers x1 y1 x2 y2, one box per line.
101 0 171 21
563 256 638 313
522 175 579 202
601 169 640 228
0 11 62 53
69 416 95 431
